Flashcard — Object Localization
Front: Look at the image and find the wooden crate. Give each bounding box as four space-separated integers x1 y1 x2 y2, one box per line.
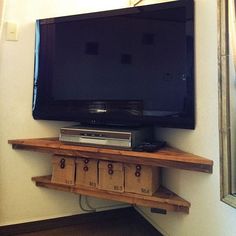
98 161 124 192
51 155 75 185
75 158 98 188
124 164 161 196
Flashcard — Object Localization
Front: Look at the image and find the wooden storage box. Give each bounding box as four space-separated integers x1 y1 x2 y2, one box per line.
75 158 98 188
51 155 75 185
98 161 124 192
124 164 161 196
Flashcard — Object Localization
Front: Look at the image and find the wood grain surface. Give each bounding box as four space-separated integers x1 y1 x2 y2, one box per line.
9 137 213 173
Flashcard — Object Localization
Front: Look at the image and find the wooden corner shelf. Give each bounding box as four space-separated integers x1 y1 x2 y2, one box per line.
8 137 213 214
32 175 190 214
8 137 213 173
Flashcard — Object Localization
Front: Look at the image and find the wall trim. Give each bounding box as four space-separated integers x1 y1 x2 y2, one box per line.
135 207 169 236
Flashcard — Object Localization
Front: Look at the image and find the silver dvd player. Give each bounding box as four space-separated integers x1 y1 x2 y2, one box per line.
59 125 152 150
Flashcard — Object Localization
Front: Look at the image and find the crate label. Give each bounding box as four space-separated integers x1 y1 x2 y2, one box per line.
141 188 150 194
89 181 96 187
114 185 123 191
65 180 73 185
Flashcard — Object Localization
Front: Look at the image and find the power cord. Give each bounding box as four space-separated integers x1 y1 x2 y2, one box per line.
78 195 96 213
86 196 129 211
79 195 129 212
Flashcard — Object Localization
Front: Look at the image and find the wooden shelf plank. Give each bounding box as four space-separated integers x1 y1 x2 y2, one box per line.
9 137 213 173
32 175 190 214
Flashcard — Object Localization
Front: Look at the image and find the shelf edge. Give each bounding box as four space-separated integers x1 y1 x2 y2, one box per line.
32 175 190 214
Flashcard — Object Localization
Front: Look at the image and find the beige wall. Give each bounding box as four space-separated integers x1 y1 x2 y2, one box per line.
0 0 236 235
0 0 129 225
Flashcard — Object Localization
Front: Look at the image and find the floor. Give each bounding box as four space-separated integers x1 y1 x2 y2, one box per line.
16 210 162 236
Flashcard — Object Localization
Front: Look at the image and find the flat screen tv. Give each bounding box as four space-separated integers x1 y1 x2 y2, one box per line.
33 0 195 129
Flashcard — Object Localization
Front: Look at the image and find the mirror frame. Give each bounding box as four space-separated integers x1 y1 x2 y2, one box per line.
219 0 236 208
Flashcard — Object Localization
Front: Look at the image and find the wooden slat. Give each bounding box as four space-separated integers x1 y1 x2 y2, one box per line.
8 138 213 173
31 175 190 213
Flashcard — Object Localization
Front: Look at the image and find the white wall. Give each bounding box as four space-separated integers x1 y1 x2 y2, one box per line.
0 0 129 225
138 1 236 235
0 0 236 235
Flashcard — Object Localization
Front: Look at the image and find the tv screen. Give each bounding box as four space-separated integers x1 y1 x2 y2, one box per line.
33 0 195 129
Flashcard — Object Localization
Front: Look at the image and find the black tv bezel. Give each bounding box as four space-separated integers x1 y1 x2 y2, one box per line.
33 0 195 129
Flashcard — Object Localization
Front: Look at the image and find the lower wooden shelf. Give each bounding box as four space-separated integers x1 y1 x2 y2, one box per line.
32 175 191 214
